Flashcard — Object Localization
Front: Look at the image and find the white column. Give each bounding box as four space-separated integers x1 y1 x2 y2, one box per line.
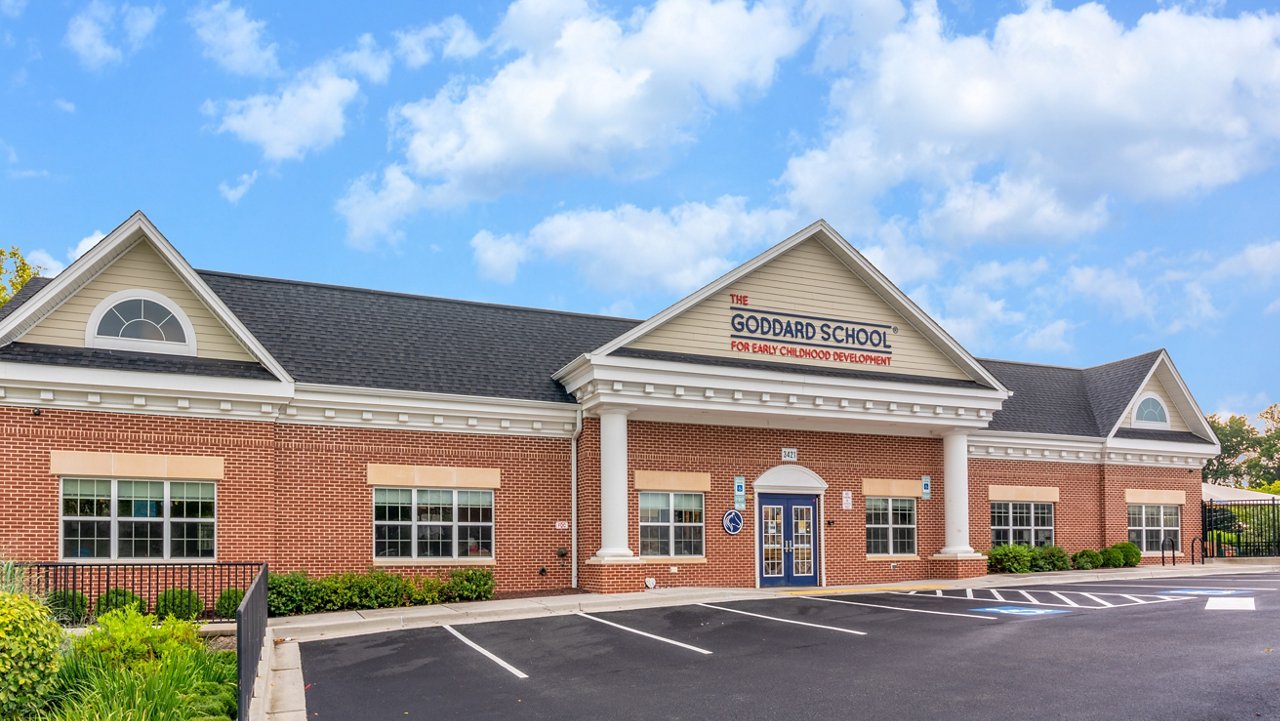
596 407 634 558
938 431 976 556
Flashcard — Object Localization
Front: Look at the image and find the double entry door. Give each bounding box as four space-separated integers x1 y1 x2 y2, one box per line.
759 494 819 587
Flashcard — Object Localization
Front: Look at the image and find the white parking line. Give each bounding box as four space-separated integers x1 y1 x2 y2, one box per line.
1205 597 1256 610
697 603 867 636
1014 590 1036 603
442 625 529 679
1080 593 1114 607
990 590 1007 602
1049 592 1080 607
1047 583 1278 592
576 612 713 655
800 595 997 621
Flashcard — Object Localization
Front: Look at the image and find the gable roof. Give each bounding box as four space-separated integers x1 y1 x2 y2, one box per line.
200 271 640 403
1081 350 1164 434
0 277 50 323
581 220 1007 392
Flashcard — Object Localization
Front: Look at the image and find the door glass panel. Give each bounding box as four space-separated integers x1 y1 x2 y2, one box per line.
762 505 783 577
792 504 814 577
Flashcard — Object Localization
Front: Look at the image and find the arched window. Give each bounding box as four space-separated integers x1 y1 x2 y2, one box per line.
1133 395 1169 427
86 290 197 355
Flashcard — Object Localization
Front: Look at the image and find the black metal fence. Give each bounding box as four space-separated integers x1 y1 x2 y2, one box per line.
237 563 269 720
1202 499 1280 558
18 561 262 624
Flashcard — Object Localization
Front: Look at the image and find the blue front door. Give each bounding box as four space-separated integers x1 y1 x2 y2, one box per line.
759 494 819 587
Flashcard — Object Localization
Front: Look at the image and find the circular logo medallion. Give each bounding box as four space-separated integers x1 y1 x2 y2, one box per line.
722 509 744 535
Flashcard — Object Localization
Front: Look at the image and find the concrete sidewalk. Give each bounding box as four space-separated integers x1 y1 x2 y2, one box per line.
259 561 1280 721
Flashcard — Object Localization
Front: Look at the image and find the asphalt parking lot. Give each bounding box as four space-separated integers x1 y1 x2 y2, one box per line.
299 572 1280 721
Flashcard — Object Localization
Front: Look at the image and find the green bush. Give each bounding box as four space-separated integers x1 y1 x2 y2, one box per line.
408 576 445 606
1099 546 1125 568
0 560 25 595
267 572 321 617
74 607 202 667
95 588 147 616
155 589 204 621
50 644 237 721
0 591 64 717
985 544 1034 573
443 568 496 601
1071 549 1103 570
315 571 412 612
213 588 245 619
1112 541 1142 567
1030 545 1071 572
48 589 91 625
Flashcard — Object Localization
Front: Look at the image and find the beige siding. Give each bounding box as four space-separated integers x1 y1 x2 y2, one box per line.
628 239 969 380
20 241 255 361
1120 374 1190 432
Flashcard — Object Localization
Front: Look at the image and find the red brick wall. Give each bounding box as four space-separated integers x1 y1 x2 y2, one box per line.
968 459 1107 554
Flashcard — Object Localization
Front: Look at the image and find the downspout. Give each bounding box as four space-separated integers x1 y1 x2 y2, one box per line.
571 408 583 589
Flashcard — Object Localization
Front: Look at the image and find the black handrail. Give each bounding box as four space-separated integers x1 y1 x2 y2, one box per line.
1160 536 1176 567
1190 537 1203 565
237 563 269 721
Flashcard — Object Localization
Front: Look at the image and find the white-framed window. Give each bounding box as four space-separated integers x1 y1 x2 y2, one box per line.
638 492 704 556
991 502 1054 547
60 478 216 560
1128 504 1180 552
85 289 197 355
866 497 916 555
372 488 494 559
1132 394 1170 429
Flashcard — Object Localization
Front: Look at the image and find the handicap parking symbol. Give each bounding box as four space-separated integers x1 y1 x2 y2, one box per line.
972 606 1070 616
1162 589 1245 596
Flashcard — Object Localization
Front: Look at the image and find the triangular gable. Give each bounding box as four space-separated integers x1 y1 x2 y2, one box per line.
593 220 1006 390
1106 350 1215 442
0 211 293 383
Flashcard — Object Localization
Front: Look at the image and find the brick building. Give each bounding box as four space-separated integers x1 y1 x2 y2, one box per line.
0 213 1219 593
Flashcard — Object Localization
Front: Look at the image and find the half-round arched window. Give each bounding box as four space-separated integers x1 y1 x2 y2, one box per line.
1133 395 1169 427
86 289 197 355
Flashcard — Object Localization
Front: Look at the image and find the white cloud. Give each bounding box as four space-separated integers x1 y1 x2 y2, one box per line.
1166 281 1218 333
26 250 62 275
383 0 808 209
1211 240 1280 282
26 229 105 276
206 65 359 162
394 15 483 69
1 0 27 19
334 33 393 84
335 165 427 249
471 196 796 292
964 257 1049 289
1020 319 1073 353
217 170 258 204
1267 297 1280 315
71 230 106 260
857 220 940 285
805 0 904 71
927 284 1025 351
65 1 162 70
1065 266 1153 320
470 230 529 283
53 98 76 113
785 2 1280 240
189 1 281 77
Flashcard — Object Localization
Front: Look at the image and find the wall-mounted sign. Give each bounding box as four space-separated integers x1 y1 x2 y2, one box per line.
921 475 932 500
722 509 744 535
554 521 569 530
733 476 746 511
781 448 798 462
842 490 853 510
727 293 897 368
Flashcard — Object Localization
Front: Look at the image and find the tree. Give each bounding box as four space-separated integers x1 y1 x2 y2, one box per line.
0 246 42 307
1203 413 1261 486
1244 405 1280 486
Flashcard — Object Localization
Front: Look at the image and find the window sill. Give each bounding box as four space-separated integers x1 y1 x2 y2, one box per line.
57 558 219 564
372 557 496 567
639 556 708 565
865 554 919 562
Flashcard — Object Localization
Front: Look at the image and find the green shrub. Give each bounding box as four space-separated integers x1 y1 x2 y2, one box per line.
408 576 444 606
1112 541 1142 567
1071 549 1103 570
47 589 91 625
0 591 64 717
442 568 496 601
74 607 202 667
155 589 204 621
316 571 411 611
985 544 1034 573
213 588 245 619
1030 545 1071 572
51 645 237 721
1099 546 1125 568
267 572 321 617
95 588 147 616
0 560 25 595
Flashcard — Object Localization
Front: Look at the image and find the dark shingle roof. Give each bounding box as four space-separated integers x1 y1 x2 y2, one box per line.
1113 428 1213 445
0 341 277 380
0 277 51 322
198 271 640 404
1081 350 1165 433
977 358 1102 436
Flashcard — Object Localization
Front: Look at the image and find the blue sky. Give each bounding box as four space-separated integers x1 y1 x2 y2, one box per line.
1 0 1278 422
